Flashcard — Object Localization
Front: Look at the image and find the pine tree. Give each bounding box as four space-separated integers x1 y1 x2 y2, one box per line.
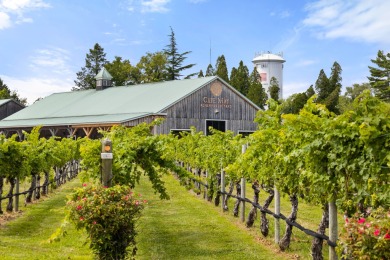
268 77 280 101
315 62 342 113
215 55 229 82
74 43 107 90
205 64 215 76
230 61 250 96
368 50 390 102
306 85 315 98
198 70 204 78
247 68 267 109
164 27 196 80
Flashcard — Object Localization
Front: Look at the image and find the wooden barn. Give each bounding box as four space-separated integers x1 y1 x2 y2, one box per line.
0 99 25 120
0 73 259 139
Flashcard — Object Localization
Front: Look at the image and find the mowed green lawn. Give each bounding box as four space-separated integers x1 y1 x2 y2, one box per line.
0 175 296 260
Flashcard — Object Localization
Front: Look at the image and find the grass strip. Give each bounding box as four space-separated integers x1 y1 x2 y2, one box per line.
0 178 92 260
135 174 291 260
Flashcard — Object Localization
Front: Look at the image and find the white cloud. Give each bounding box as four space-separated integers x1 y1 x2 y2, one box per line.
1 75 73 105
29 47 73 76
295 59 317 67
303 0 390 44
141 0 170 13
0 0 50 29
0 11 11 29
283 81 311 98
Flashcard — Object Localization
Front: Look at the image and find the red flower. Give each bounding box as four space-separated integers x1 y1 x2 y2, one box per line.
82 183 87 187
135 200 139 206
345 218 349 223
77 205 82 210
358 218 366 224
366 223 371 228
93 221 97 225
143 200 148 204
80 217 84 221
384 233 390 240
374 229 380 236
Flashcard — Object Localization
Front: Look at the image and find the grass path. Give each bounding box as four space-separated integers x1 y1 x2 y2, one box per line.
0 179 92 259
135 174 292 260
0 175 296 259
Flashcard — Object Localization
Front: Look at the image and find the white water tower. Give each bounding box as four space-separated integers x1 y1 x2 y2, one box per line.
252 52 285 99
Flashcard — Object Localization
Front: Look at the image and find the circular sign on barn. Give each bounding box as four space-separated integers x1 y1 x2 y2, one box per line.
210 81 223 96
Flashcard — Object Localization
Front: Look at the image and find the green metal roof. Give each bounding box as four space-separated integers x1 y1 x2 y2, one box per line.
0 76 218 128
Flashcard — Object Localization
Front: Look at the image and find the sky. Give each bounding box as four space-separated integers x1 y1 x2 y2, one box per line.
1 0 390 104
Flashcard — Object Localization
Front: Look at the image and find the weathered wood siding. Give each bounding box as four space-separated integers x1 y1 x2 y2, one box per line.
155 79 258 134
0 101 24 120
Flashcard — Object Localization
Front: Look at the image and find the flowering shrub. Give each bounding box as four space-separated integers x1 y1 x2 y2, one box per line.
338 207 390 260
67 184 146 259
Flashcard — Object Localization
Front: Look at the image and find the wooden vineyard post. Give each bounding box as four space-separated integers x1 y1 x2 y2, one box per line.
329 201 338 260
204 170 208 200
274 186 280 243
15 178 19 212
101 138 113 187
221 168 225 210
240 144 247 223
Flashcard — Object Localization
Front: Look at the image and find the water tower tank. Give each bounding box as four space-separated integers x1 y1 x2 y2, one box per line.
252 52 285 99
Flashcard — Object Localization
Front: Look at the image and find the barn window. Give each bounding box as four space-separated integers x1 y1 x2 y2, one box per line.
206 120 226 135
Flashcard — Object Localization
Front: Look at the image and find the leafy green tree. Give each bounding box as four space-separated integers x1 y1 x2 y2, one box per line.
247 67 267 109
268 76 280 101
315 62 342 113
104 56 133 86
205 64 215 76
198 70 204 78
164 27 196 80
74 43 108 90
0 77 27 105
230 61 250 95
368 50 390 102
136 52 168 83
215 55 229 82
281 92 308 114
338 83 372 113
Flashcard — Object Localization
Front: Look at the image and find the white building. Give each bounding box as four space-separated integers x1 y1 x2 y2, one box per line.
252 52 285 99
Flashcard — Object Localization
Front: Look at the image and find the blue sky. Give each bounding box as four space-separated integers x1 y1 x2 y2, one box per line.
1 0 389 104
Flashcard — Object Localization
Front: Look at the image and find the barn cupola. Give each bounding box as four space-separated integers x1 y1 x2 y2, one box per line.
95 67 113 90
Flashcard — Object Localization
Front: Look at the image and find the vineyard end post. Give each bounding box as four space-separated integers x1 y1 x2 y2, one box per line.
240 177 245 222
274 186 280 243
221 169 225 210
329 201 338 260
101 138 113 187
240 144 247 222
15 178 19 212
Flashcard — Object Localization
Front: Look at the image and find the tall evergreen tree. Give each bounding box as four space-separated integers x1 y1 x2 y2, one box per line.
74 43 108 90
315 62 342 113
205 64 215 76
215 55 229 83
306 85 315 98
247 67 267 109
268 76 280 101
198 70 204 78
368 50 390 102
164 27 196 80
230 61 250 96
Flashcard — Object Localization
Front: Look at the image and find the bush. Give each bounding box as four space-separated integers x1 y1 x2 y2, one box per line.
338 207 390 260
67 184 146 259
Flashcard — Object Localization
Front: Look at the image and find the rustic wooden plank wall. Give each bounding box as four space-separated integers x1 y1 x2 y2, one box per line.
155 79 259 135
